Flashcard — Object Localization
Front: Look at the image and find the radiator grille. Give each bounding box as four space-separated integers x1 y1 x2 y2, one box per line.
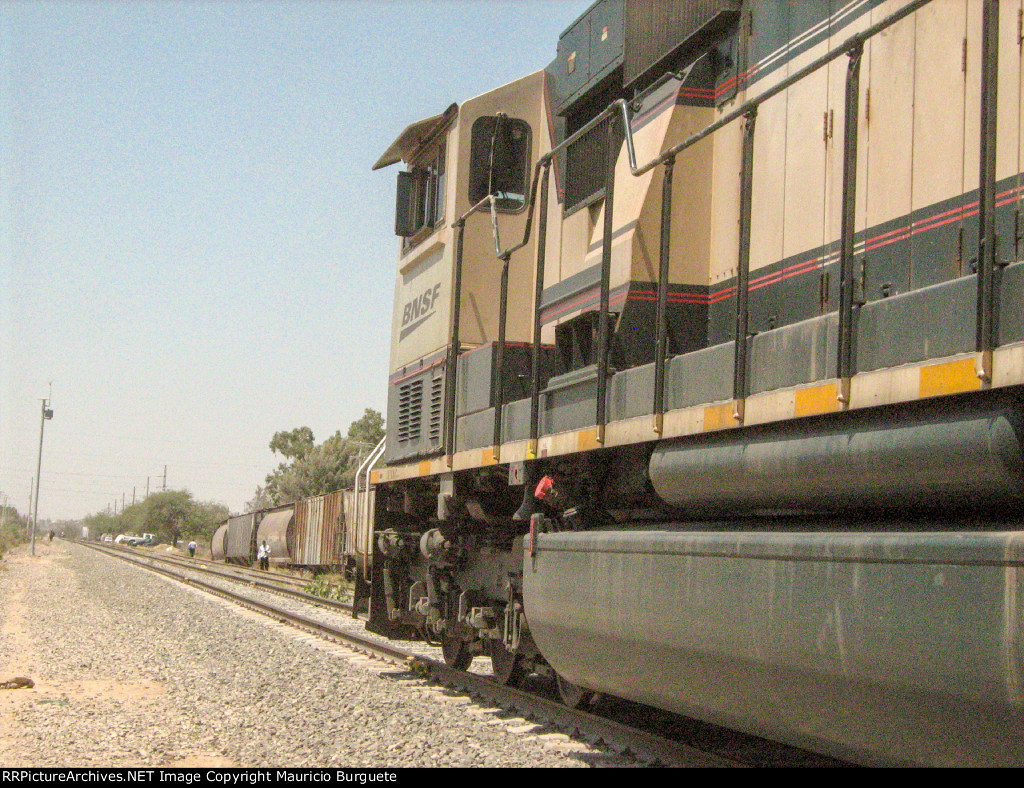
397 379 423 443
565 113 622 214
429 376 443 441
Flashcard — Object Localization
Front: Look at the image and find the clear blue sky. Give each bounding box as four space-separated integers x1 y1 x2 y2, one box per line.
0 0 588 522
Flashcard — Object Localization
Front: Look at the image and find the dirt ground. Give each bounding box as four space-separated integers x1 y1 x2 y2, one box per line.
0 542 234 767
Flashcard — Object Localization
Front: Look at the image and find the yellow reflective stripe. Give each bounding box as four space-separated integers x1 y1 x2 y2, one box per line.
919 358 981 399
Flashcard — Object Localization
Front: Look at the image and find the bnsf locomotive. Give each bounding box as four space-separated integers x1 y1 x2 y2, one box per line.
358 0 1024 766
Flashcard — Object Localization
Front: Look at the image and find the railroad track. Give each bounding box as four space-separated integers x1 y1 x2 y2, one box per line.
81 541 846 768
104 542 313 587
100 543 352 613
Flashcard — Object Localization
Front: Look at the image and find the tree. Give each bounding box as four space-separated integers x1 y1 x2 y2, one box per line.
83 511 120 540
245 486 274 513
347 409 384 447
255 410 384 507
0 504 28 558
82 490 229 545
269 427 315 461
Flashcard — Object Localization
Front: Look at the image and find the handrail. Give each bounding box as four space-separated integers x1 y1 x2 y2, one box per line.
352 436 386 571
976 0 1000 367
482 0 936 267
362 438 389 581
453 0 940 456
444 194 502 463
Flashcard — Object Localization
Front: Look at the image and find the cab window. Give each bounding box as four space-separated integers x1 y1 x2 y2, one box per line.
396 141 446 241
468 116 531 212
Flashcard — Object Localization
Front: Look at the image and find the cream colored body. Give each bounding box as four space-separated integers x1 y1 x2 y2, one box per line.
380 0 1024 483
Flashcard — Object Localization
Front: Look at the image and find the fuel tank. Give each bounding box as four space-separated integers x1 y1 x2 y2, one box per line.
649 408 1024 516
523 527 1024 766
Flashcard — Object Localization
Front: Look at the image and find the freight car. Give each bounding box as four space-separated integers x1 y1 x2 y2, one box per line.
210 487 375 577
363 0 1024 767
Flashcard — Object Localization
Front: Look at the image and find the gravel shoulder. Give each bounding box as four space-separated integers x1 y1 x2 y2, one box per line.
0 540 615 768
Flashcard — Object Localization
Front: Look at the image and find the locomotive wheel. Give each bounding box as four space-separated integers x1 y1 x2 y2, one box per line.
489 640 527 687
441 631 473 671
555 673 595 709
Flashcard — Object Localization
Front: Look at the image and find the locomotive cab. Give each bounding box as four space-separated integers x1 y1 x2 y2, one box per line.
374 72 554 467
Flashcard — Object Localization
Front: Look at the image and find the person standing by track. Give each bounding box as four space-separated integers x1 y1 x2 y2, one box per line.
257 540 270 570
187 540 197 558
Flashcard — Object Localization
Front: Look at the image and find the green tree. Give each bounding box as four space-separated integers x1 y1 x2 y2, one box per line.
269 427 315 460
245 486 274 514
0 504 28 558
256 410 384 506
83 510 120 540
346 409 384 447
185 499 230 541
83 490 229 545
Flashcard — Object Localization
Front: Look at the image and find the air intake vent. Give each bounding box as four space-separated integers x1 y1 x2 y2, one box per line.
565 113 622 214
624 0 740 88
397 379 423 443
429 376 443 441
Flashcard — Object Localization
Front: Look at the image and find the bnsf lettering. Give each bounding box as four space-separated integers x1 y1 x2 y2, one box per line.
402 283 442 327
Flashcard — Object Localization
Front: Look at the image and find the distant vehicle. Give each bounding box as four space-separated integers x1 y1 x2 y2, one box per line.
125 533 155 547
101 534 113 543
113 534 131 544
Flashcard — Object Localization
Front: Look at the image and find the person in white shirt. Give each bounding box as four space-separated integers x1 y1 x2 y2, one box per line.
257 540 271 570
187 540 197 558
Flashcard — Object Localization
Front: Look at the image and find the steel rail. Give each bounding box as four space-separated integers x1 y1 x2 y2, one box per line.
90 543 353 614
353 435 385 571
360 437 386 583
151 549 311 588
422 661 742 768
105 543 312 588
84 542 397 657
976 0 1001 367
83 540 747 767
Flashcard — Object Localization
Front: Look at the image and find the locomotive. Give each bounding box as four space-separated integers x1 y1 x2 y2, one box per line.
361 0 1024 766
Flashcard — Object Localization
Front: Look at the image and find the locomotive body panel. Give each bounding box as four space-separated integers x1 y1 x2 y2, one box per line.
366 0 1024 766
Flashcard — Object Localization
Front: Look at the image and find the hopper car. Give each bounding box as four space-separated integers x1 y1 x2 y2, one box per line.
359 0 1024 766
210 488 373 575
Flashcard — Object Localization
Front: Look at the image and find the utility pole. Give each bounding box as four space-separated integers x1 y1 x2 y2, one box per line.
31 397 54 556
146 477 150 497
163 465 167 491
122 492 125 511
132 487 136 506
27 478 34 535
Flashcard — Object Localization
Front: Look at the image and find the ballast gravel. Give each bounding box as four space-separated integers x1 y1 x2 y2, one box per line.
0 541 615 768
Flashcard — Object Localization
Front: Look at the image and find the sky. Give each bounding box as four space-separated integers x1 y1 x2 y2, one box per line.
0 0 589 522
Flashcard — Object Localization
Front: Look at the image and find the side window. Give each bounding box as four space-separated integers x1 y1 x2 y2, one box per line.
468 116 531 212
395 141 447 240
